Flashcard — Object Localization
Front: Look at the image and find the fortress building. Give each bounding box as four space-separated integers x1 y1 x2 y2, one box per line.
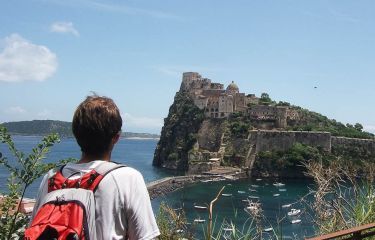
180 72 299 128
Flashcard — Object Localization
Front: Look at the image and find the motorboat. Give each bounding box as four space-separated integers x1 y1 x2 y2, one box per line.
237 190 246 194
248 188 257 192
194 205 207 210
291 219 301 224
251 184 259 188
287 208 301 216
222 193 232 197
282 204 292 208
248 195 259 199
194 218 206 223
279 188 287 192
273 182 285 187
273 193 280 197
263 227 273 232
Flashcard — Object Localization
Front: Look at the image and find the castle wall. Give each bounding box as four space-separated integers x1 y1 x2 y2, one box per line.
253 130 332 153
331 136 375 154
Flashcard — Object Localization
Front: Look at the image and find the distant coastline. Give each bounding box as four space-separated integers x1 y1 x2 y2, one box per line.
0 120 160 139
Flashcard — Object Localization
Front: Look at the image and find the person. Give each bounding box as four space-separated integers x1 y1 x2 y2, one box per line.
30 95 160 239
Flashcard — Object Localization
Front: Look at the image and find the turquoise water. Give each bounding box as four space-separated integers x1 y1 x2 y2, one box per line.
0 136 316 239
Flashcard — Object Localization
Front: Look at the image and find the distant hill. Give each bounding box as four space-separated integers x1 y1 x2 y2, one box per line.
0 120 160 139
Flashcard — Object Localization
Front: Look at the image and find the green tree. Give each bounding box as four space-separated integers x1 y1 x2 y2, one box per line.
354 123 363 132
0 126 75 238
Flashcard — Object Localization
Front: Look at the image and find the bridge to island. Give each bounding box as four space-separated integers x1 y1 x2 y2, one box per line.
146 167 244 199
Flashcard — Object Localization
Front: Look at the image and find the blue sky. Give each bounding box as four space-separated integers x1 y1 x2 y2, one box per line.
0 0 374 134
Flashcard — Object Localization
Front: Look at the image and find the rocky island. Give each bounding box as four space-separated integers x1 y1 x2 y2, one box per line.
153 72 375 177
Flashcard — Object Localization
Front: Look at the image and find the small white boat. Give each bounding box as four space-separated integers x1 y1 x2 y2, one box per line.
251 184 259 188
291 219 301 224
282 204 292 208
194 218 206 223
200 179 213 183
222 193 232 197
227 183 232 186
248 188 257 192
279 189 287 192
194 205 207 210
287 208 301 216
273 193 280 197
263 227 273 232
237 190 246 194
176 229 184 233
248 195 259 199
273 182 285 187
256 178 262 181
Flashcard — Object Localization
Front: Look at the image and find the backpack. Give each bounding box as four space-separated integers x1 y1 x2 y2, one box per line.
24 162 126 240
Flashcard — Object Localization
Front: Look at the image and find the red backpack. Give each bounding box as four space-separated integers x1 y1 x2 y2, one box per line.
25 162 125 240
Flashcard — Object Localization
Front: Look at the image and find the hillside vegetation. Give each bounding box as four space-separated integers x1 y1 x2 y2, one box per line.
0 120 160 138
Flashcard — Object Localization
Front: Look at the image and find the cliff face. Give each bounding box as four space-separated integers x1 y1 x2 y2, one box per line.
153 92 205 170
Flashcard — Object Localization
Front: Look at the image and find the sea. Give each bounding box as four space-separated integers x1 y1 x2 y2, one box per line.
0 136 317 239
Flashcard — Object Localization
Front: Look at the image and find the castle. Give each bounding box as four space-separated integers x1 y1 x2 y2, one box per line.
180 72 299 128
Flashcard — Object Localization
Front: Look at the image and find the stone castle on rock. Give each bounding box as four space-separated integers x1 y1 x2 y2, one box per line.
180 72 299 128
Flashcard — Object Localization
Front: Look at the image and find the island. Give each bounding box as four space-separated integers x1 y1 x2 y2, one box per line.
153 72 375 177
0 120 160 139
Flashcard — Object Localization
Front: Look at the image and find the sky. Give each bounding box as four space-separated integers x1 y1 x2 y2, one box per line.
0 0 374 134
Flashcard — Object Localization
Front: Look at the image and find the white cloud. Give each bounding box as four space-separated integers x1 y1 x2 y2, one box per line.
0 34 58 82
122 113 163 130
50 21 79 36
5 106 27 114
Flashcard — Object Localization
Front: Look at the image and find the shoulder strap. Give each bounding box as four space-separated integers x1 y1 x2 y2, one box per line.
91 161 127 192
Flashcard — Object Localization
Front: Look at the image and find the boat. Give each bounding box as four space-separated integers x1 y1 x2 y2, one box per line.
222 193 232 197
279 188 287 192
251 184 259 188
194 218 206 223
282 204 292 208
273 193 280 197
273 182 285 187
237 190 246 194
291 219 301 224
263 227 273 232
287 208 301 216
248 195 259 199
248 188 257 192
194 205 207 210
223 227 234 232
176 229 184 233
200 179 213 183
256 178 262 181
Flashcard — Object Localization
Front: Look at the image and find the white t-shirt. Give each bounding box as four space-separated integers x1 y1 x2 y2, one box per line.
31 160 160 240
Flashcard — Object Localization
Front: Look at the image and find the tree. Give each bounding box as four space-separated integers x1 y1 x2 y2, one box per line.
0 126 75 238
354 123 363 132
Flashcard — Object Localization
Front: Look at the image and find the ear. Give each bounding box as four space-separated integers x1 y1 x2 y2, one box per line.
112 133 120 144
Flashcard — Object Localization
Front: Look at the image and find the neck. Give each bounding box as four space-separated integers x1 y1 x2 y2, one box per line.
78 151 112 164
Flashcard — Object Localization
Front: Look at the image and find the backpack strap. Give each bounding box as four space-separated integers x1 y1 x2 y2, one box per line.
48 162 126 193
91 161 126 192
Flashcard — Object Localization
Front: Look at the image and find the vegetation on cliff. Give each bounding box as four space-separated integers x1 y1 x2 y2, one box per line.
153 92 205 170
287 107 374 139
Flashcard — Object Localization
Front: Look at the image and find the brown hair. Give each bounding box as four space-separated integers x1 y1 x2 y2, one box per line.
72 95 122 155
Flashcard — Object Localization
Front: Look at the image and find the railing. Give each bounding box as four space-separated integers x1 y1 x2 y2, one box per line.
305 223 375 240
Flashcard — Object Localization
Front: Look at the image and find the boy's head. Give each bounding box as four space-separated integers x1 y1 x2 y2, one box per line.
72 95 122 156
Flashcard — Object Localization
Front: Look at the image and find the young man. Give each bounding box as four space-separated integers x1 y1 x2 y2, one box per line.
31 95 160 239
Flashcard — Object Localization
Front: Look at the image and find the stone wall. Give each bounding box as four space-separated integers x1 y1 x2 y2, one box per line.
253 130 332 153
331 136 375 154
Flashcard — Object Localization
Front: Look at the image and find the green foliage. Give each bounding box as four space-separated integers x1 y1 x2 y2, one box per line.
0 120 73 137
0 126 76 239
254 143 324 174
153 92 205 170
288 109 374 139
156 202 192 239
